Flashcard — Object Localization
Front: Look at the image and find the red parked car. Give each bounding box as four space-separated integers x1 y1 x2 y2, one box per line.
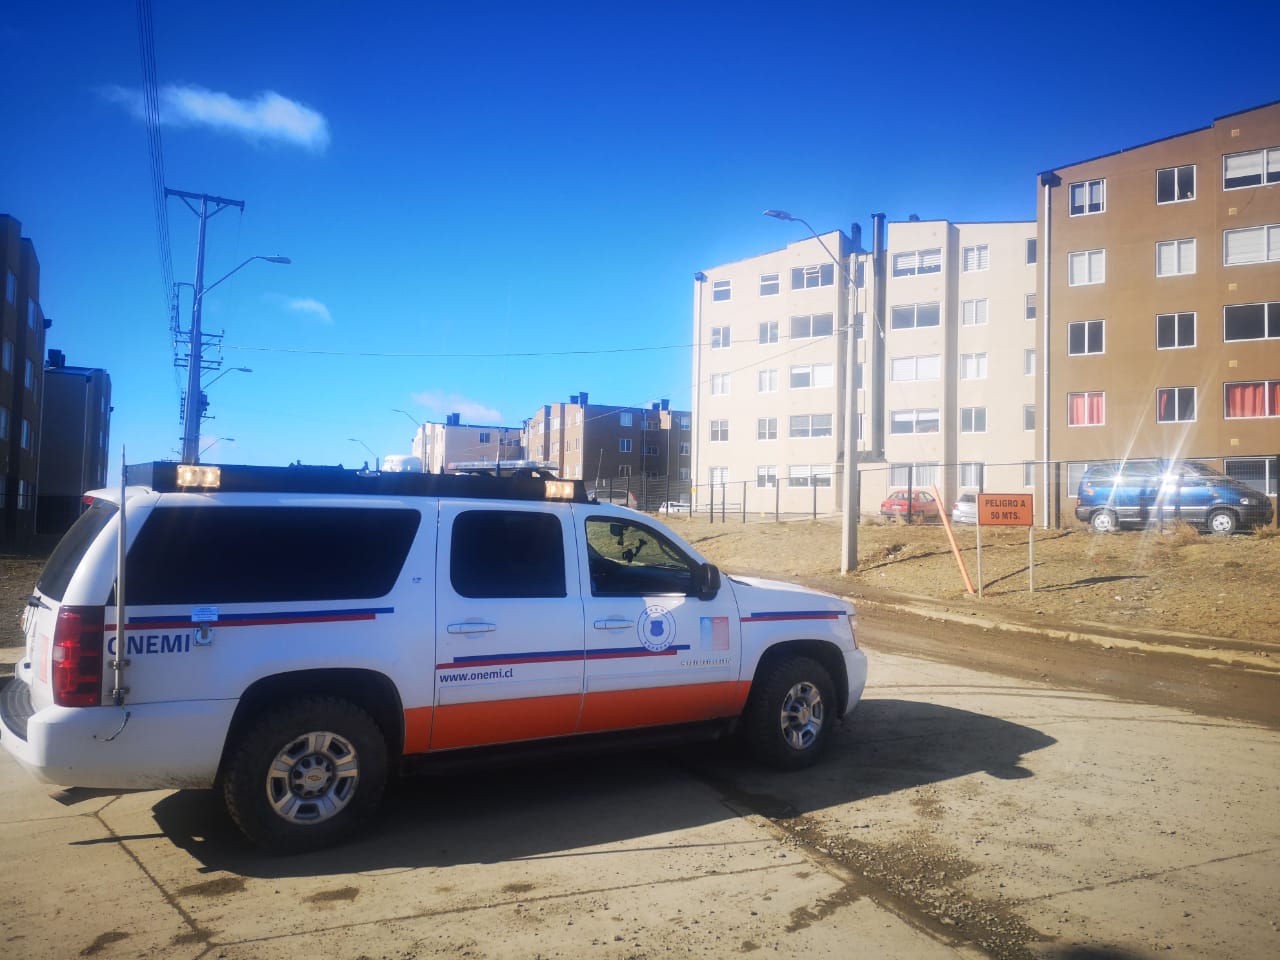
879 489 941 522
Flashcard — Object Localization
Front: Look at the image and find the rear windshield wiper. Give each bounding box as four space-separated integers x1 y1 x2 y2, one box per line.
26 594 49 610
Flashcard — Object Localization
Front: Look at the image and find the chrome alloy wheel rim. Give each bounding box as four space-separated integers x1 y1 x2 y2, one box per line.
267 731 360 825
779 681 825 750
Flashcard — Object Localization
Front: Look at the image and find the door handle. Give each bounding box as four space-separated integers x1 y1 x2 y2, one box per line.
448 621 496 634
593 618 635 630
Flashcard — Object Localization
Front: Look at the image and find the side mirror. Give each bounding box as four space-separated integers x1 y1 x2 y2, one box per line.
696 562 721 601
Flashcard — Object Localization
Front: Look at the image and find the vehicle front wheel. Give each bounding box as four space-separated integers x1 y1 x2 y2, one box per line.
1207 509 1237 536
1090 509 1118 533
742 656 836 770
223 697 388 853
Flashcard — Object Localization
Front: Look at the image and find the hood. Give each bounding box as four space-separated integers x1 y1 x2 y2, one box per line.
726 573 853 616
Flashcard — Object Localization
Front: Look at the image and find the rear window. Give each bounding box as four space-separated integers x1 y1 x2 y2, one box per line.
450 510 566 599
37 499 119 602
123 506 421 604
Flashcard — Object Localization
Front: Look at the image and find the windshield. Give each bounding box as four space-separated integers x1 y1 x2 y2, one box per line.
36 499 118 602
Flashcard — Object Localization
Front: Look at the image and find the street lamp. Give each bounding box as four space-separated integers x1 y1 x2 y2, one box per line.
348 438 379 471
203 366 252 391
199 437 235 458
181 256 289 465
764 209 860 573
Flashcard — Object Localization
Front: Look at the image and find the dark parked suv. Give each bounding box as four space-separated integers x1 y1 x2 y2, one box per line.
1075 461 1274 534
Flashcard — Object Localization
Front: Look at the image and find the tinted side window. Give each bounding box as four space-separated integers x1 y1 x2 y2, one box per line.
585 517 696 597
38 499 118 601
450 510 566 599
126 507 421 604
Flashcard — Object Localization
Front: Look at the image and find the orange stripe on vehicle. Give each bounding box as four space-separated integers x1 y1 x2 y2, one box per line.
429 695 581 751
578 681 742 733
403 706 434 755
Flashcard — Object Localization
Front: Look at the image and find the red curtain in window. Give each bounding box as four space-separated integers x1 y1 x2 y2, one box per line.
1272 382 1280 417
1069 394 1085 425
1089 393 1105 424
1157 390 1169 420
1226 382 1264 417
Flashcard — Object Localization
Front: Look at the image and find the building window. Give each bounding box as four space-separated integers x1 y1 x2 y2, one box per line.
756 466 777 488
759 273 780 296
17 479 29 511
961 244 990 272
788 465 832 488
889 462 938 486
1156 387 1196 423
1068 319 1105 356
644 444 658 456
1023 405 1035 431
709 466 728 486
959 462 983 487
890 355 941 382
1223 147 1280 190
23 358 33 390
961 298 988 326
890 409 940 435
1224 381 1280 418
618 464 632 478
1067 392 1105 426
1024 348 1036 375
679 441 690 456
712 279 731 302
1157 312 1196 349
789 363 833 389
890 302 941 330
960 353 988 380
756 417 777 441
789 414 833 438
710 326 731 349
710 419 729 442
4 270 13 304
791 263 835 289
679 415 690 430
759 320 778 344
758 368 779 392
1026 238 1038 264
679 467 691 481
0 406 8 439
27 299 37 330
710 373 730 396
1157 164 1195 204
1223 224 1280 266
1 340 10 372
1025 293 1037 320
20 418 31 450
790 313 834 339
1224 301 1280 341
1156 238 1196 276
619 438 633 453
854 312 866 340
1068 249 1106 285
620 412 633 427
478 431 491 444
1023 462 1037 487
1069 178 1106 216
892 248 942 277
1225 458 1278 496
960 407 987 433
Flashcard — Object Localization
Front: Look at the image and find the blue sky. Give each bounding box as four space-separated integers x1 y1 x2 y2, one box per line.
3 1 1278 475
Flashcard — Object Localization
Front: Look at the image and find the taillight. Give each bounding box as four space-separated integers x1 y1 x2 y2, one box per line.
51 606 105 707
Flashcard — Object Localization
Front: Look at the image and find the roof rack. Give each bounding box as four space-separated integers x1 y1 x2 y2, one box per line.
126 462 591 504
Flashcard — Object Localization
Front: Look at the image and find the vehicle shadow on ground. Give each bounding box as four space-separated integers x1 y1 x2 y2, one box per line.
148 698 1054 879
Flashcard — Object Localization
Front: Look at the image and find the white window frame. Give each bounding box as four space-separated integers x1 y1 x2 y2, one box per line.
756 417 777 441
1023 462 1037 487
1223 147 1280 191
1157 164 1195 204
890 354 941 382
679 441 690 456
1067 319 1105 356
1156 238 1197 277
1025 293 1037 320
1223 224 1280 266
1025 238 1037 264
961 244 990 272
1156 312 1196 349
756 465 777 489
789 313 834 340
758 320 778 344
1156 387 1196 424
1067 391 1106 427
787 464 832 488
1068 249 1106 286
1023 349 1036 375
960 353 988 380
890 302 941 330
757 368 779 392
791 263 835 289
1224 380 1280 419
889 409 940 435
959 462 983 487
789 363 833 389
709 420 729 442
961 298 989 326
1224 458 1278 496
618 464 632 478
788 414 833 439
619 438 633 453
759 273 780 296
710 326 731 349
891 248 942 277
1224 301 1280 342
620 412 633 427
712 279 732 302
1069 178 1106 216
710 372 730 396
1023 405 1035 431
960 407 987 433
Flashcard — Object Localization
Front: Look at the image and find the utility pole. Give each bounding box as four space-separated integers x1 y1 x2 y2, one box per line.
167 189 244 464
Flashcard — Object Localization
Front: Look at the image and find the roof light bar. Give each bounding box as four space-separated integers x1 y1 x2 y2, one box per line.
176 465 222 489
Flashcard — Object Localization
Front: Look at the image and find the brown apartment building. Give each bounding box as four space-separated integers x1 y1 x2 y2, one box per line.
1036 101 1280 522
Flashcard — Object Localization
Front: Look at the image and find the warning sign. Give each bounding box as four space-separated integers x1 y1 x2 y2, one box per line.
978 493 1034 527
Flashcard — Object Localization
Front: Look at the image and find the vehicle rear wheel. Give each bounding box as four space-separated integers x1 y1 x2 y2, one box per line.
223 696 388 853
742 656 835 770
1090 509 1118 533
1207 509 1237 536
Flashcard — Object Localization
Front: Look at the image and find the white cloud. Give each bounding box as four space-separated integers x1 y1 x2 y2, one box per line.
287 298 333 325
410 391 503 424
103 84 329 151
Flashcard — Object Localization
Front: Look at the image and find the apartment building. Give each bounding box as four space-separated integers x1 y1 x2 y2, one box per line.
0 214 50 542
37 351 111 534
410 413 523 473
523 393 690 504
862 219 1038 507
693 232 856 512
1037 100 1280 518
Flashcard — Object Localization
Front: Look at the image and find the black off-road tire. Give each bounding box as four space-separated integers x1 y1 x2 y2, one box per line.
742 656 836 771
222 696 388 853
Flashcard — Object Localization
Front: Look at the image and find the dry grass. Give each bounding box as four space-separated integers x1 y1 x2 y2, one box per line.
1254 524 1280 540
1162 520 1204 546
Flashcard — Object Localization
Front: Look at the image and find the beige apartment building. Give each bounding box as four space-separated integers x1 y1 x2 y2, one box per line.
694 232 856 513
1037 100 1280 521
410 413 523 473
864 219 1039 507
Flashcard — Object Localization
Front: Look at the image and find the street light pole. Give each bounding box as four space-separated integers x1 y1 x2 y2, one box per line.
348 438 379 471
763 210 860 573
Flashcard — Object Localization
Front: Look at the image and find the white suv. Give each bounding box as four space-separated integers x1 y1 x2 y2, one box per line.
2 462 866 851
